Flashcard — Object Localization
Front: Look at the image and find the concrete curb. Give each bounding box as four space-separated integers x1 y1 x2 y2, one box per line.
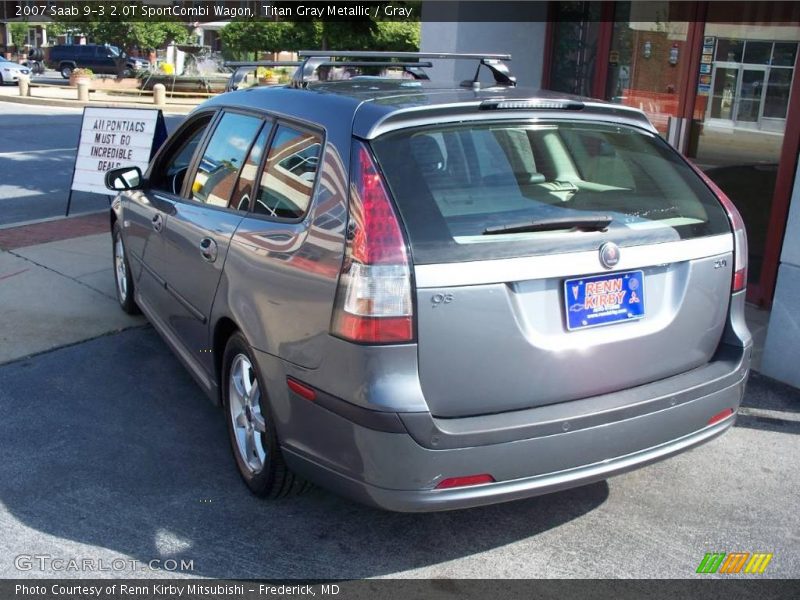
0 93 197 114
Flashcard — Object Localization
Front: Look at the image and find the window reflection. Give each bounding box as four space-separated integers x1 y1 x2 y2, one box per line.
191 113 262 207
254 125 322 220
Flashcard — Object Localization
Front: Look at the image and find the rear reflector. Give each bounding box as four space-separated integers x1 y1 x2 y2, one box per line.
707 408 735 426
435 474 495 489
287 378 316 402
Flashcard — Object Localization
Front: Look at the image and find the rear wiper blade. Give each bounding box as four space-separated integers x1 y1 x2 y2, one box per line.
482 215 612 235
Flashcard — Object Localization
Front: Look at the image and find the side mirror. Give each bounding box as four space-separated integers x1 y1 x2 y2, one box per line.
105 166 143 191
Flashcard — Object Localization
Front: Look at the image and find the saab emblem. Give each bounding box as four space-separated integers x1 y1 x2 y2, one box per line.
599 242 620 269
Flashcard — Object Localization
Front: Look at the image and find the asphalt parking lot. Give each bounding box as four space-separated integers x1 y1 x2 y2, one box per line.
0 326 798 579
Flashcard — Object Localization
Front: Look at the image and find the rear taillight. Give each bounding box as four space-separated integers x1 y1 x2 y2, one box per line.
688 161 748 292
331 142 414 344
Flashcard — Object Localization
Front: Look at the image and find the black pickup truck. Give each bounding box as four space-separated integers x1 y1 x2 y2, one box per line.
47 44 149 78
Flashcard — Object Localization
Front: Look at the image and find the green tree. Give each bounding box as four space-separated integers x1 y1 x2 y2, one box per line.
372 22 420 52
9 22 30 48
82 22 188 50
220 22 269 60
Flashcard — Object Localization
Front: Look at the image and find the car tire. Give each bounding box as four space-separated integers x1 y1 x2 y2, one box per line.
0 73 4 86
121 67 134 78
112 221 140 315
222 332 309 498
60 64 72 79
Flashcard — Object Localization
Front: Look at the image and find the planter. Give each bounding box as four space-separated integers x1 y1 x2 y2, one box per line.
69 74 93 87
90 77 142 91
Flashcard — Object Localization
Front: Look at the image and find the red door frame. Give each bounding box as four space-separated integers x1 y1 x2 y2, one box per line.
591 2 616 100
756 57 800 307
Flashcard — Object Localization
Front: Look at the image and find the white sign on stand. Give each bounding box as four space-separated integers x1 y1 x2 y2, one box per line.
67 107 167 214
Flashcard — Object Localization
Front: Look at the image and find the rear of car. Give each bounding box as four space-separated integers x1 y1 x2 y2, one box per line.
277 97 751 511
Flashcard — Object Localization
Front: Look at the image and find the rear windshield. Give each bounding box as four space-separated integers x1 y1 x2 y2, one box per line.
372 120 731 264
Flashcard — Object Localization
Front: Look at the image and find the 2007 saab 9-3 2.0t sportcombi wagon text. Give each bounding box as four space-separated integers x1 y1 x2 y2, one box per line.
105 52 751 511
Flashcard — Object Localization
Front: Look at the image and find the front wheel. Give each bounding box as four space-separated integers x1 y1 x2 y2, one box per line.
60 64 72 79
112 222 139 315
222 332 308 498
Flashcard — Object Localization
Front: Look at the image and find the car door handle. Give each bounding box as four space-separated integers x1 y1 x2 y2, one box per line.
199 237 218 263
151 213 163 232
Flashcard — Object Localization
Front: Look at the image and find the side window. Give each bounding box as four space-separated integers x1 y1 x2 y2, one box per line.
229 123 271 212
149 115 213 195
253 124 322 220
190 112 263 207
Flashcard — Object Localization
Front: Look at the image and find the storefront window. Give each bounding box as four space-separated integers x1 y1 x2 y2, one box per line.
604 1 693 134
548 2 602 97
688 5 800 287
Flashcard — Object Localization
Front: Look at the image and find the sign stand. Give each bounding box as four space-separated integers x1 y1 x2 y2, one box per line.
65 107 168 216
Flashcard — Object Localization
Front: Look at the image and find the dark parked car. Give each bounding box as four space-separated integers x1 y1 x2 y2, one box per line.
104 51 751 512
48 44 148 78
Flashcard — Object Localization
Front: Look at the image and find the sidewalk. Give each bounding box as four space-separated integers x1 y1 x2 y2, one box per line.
0 80 200 114
0 213 145 364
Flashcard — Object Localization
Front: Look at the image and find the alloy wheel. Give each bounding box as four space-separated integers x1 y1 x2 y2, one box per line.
228 354 267 473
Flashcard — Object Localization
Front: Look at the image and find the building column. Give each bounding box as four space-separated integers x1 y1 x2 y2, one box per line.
760 153 800 388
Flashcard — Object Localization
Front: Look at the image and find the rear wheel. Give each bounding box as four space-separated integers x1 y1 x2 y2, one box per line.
112 221 139 315
60 64 73 79
222 332 308 498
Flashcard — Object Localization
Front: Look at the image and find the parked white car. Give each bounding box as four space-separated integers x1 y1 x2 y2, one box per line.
0 57 31 85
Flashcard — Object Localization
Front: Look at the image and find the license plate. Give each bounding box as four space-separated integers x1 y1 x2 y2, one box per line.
564 270 645 331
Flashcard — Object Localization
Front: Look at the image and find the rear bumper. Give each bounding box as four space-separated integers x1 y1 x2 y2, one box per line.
285 410 737 512
265 343 750 512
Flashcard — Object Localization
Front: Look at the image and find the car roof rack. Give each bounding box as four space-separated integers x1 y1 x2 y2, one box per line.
291 51 516 89
223 60 303 92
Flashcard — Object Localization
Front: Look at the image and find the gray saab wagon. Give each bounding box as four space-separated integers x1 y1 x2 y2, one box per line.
105 52 751 512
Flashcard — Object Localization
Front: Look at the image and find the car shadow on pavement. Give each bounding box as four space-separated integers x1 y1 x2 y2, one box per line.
735 371 800 436
0 327 609 579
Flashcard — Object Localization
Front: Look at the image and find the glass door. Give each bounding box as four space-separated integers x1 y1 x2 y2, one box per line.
709 65 739 120
736 67 767 123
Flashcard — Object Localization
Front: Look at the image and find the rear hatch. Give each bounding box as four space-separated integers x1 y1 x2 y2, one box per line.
372 118 734 418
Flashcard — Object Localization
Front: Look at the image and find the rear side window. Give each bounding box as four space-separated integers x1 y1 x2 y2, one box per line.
190 112 263 207
372 121 731 264
252 124 322 220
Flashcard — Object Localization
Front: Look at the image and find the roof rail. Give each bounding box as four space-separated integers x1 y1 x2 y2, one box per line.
291 51 516 88
224 61 303 68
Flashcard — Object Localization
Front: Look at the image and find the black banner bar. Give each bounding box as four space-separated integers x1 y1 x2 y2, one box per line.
2 579 798 600
1 1 800 23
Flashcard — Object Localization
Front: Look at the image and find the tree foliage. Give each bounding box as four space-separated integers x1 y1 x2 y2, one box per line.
9 23 30 48
46 13 189 52
80 22 189 50
220 19 419 58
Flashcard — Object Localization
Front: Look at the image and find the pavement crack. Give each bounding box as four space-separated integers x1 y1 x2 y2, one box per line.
5 248 117 301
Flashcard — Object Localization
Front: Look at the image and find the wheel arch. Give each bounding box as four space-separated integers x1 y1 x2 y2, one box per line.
213 316 240 405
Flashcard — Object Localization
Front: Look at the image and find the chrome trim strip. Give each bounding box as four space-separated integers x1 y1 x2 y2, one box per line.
414 234 733 288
